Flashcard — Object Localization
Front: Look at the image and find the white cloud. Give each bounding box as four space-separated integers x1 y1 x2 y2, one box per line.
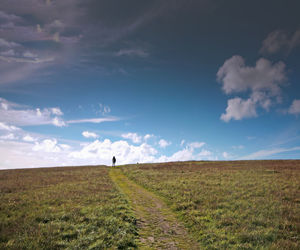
0 139 75 169
240 146 300 160
121 132 142 144
69 139 157 165
158 141 208 162
23 134 36 142
260 29 300 55
158 147 212 162
99 103 111 115
51 107 63 115
217 55 287 121
60 144 71 150
221 97 257 122
82 131 99 138
0 98 66 127
158 139 171 148
0 122 20 131
0 133 17 140
288 99 300 115
0 134 215 169
0 140 52 169
0 97 23 110
217 56 286 96
180 140 185 147
67 117 119 124
158 148 194 162
188 141 205 149
144 134 154 141
52 117 66 127
115 48 148 57
70 139 212 166
33 139 63 153
198 149 212 157
222 152 229 159
0 98 119 127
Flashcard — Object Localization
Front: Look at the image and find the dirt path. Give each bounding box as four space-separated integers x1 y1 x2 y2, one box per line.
109 168 199 249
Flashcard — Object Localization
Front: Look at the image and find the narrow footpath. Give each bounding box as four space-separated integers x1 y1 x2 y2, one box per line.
109 168 199 249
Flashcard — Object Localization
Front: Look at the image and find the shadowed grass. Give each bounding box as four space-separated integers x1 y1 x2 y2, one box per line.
121 160 300 249
0 166 138 249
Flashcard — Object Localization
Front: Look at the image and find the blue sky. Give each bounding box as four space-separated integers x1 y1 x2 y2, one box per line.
0 0 300 169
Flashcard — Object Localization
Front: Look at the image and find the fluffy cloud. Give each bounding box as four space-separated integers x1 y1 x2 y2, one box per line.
0 133 17 140
51 107 63 116
52 117 66 127
23 134 36 142
288 99 300 115
158 144 212 162
217 55 287 122
217 56 286 95
222 152 229 159
33 139 65 153
144 134 154 141
0 139 76 169
158 139 171 148
0 134 215 169
188 142 205 149
82 131 99 138
158 141 208 162
69 139 157 165
260 29 300 55
69 139 210 166
221 97 257 122
0 122 20 131
121 132 142 144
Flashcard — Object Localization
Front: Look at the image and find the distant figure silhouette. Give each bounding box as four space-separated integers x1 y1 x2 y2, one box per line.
112 156 116 167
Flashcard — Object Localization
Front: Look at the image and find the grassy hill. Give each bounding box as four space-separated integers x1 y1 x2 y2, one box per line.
1 160 299 249
0 166 137 249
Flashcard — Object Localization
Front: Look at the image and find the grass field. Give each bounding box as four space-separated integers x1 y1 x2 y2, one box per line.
121 160 300 249
0 166 137 249
0 160 299 249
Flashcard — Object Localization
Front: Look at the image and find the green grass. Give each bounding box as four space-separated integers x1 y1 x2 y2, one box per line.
0 166 137 249
121 160 300 249
1 161 299 249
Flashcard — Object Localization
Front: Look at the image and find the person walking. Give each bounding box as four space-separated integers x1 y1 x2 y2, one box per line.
112 156 116 167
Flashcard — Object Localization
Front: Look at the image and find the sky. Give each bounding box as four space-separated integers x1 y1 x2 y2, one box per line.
0 0 300 169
